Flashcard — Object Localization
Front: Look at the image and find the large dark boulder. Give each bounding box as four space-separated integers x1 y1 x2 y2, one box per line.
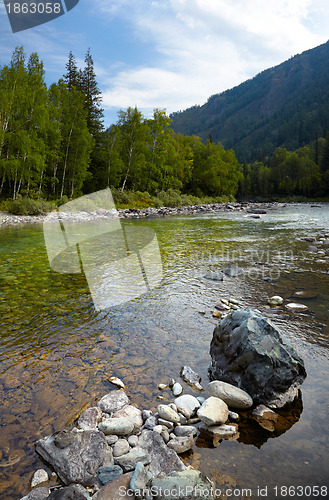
209 309 306 408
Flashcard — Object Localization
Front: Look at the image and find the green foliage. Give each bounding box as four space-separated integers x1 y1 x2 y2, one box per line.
8 196 54 215
111 187 154 208
238 143 324 199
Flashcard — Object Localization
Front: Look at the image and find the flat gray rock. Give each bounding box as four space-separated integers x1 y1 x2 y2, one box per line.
113 405 143 428
207 380 253 409
199 423 239 439
137 429 186 478
130 462 148 493
35 429 113 486
97 391 129 413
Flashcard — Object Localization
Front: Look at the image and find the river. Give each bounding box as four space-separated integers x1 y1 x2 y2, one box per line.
0 203 328 499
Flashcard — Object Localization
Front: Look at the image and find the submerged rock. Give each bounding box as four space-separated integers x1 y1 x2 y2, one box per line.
251 405 279 432
267 295 284 306
204 271 224 281
223 264 244 277
285 303 308 311
209 309 307 408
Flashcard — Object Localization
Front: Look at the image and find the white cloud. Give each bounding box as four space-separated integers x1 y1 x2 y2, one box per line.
97 0 329 123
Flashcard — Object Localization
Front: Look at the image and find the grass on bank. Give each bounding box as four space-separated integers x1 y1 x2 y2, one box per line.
0 189 235 215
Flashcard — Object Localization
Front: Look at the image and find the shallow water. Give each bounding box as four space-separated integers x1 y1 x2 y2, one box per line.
0 204 328 499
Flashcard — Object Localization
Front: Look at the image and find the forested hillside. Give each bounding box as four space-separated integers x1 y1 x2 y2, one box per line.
170 40 329 163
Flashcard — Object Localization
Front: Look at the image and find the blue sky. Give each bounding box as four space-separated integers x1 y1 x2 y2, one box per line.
1 0 329 127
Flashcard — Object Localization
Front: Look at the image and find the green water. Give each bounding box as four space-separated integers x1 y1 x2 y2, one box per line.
0 204 329 499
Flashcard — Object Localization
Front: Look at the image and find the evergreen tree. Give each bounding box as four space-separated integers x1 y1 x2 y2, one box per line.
64 51 80 90
79 48 104 139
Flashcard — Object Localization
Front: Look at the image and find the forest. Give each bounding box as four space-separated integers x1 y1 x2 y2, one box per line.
0 47 328 213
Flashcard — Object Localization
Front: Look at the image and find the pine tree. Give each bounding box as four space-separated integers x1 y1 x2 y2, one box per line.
79 48 104 139
64 51 80 90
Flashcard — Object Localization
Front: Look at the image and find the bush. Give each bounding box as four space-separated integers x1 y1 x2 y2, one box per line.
8 196 55 215
111 187 154 208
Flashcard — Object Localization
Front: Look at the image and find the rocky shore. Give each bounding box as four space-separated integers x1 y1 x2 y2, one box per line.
20 368 249 500
0 201 282 227
20 305 307 500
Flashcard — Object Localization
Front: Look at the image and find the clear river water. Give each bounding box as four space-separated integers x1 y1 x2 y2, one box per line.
0 203 328 499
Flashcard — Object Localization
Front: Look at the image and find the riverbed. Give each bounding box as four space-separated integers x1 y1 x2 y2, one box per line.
0 203 328 499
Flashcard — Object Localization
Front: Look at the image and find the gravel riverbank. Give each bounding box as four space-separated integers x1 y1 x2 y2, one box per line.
0 202 282 227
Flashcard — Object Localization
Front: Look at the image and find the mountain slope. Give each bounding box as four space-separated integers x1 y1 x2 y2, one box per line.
170 40 329 162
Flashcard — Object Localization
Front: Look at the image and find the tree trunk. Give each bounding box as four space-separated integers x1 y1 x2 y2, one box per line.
61 126 74 199
0 173 5 196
